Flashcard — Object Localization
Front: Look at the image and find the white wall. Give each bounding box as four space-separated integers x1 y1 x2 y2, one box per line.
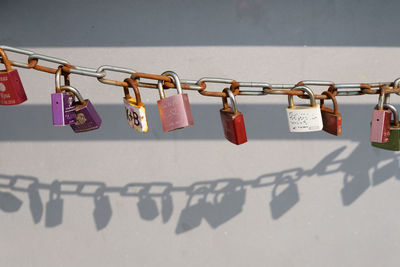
1 1 400 266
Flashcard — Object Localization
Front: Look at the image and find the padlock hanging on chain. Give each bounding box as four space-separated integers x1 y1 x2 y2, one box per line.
122 78 148 133
371 103 400 151
370 87 391 143
60 85 102 133
0 48 27 105
51 66 76 126
286 86 323 132
219 88 247 145
320 91 342 136
157 71 194 132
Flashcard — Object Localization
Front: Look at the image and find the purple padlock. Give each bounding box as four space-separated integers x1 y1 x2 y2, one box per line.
60 85 102 133
51 66 76 126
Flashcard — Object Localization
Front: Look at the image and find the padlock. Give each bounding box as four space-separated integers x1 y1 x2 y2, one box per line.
157 71 194 132
370 88 391 143
51 66 76 126
219 88 247 145
372 104 400 151
0 48 27 105
123 78 148 132
286 86 323 132
320 91 342 136
60 85 102 133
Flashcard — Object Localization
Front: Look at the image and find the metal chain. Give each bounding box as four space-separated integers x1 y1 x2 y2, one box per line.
1 45 400 99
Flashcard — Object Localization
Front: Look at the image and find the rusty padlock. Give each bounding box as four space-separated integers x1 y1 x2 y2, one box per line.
370 88 391 143
320 91 342 136
60 85 102 133
220 88 247 145
0 48 27 105
123 78 148 133
51 66 76 126
157 71 194 132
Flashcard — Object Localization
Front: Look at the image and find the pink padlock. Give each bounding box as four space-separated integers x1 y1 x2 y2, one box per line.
157 71 194 132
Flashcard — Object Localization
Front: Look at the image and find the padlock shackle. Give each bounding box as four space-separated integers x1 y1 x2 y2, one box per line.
123 78 142 105
0 48 13 72
377 86 387 110
222 88 238 113
60 85 85 103
288 85 316 108
383 104 400 127
157 71 183 99
320 91 339 114
55 66 70 93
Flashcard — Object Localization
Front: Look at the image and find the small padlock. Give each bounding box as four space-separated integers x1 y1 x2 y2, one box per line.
370 88 391 143
0 48 27 105
286 86 323 132
320 91 342 136
51 66 76 126
157 71 194 132
219 88 247 145
372 104 400 151
123 78 148 132
61 85 102 133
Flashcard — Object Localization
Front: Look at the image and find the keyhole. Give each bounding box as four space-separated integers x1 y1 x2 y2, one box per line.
56 101 59 104
377 119 380 121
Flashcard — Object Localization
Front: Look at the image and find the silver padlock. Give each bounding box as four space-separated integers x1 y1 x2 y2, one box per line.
286 86 323 132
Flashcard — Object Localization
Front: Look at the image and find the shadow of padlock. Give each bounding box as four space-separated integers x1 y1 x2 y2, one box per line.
137 189 159 221
28 182 43 224
175 193 214 234
45 181 64 228
0 191 22 212
269 177 299 220
372 158 399 186
161 193 173 224
341 173 370 206
203 182 246 229
93 190 112 231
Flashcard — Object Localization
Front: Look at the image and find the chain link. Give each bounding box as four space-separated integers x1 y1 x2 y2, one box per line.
1 45 400 100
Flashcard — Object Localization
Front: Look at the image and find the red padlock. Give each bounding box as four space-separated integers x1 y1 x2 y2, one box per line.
220 88 247 145
0 49 27 105
320 91 342 136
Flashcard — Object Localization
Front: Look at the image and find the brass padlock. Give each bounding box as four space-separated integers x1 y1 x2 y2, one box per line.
123 78 148 133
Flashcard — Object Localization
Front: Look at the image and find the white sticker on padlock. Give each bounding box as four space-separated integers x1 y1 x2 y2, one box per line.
124 98 149 133
286 104 323 132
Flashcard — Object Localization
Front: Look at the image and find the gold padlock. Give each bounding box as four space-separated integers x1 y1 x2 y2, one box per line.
123 78 148 133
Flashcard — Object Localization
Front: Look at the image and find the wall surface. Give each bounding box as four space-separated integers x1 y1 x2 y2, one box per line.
1 1 400 267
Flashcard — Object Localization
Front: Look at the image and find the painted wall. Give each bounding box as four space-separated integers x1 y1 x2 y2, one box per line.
1 1 400 266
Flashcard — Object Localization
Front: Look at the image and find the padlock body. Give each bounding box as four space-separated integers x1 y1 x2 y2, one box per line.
51 92 76 126
123 98 148 133
370 109 391 143
157 93 193 132
220 108 247 145
371 123 400 151
70 99 102 133
0 69 27 105
286 104 323 132
321 107 342 136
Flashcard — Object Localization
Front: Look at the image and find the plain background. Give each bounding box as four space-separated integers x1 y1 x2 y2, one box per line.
1 0 400 266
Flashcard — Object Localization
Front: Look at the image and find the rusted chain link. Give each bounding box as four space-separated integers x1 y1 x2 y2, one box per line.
1 45 400 100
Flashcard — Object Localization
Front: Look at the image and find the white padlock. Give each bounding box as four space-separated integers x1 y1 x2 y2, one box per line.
286 86 323 132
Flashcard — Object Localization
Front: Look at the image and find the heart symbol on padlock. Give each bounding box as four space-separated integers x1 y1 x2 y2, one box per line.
0 82 6 92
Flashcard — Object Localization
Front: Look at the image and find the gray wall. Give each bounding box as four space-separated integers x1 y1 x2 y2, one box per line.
1 1 400 267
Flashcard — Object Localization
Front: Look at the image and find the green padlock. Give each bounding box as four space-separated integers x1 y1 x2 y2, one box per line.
372 103 400 151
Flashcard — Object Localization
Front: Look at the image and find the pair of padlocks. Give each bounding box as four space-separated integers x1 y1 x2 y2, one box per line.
122 71 194 133
0 49 27 105
370 90 400 151
285 86 342 135
51 67 102 132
